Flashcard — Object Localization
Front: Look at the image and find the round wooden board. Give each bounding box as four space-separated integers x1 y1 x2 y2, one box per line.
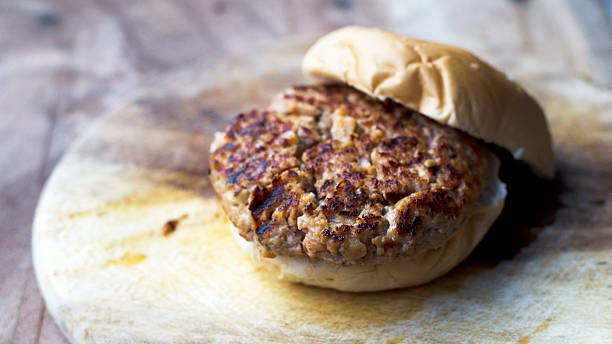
33 39 612 343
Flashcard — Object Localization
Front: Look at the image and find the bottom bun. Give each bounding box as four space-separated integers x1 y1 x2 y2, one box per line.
231 173 506 292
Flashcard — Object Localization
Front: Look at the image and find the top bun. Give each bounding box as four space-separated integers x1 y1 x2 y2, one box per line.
302 26 554 178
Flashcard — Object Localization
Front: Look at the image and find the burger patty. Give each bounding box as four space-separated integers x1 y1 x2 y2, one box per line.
210 84 499 264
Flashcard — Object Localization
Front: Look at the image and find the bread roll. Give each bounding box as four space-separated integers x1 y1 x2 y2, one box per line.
302 26 554 178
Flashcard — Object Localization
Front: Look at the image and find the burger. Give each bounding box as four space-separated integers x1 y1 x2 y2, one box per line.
209 26 554 292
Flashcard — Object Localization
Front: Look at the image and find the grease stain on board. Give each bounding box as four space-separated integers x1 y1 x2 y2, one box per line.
65 186 196 219
516 318 552 344
103 252 148 267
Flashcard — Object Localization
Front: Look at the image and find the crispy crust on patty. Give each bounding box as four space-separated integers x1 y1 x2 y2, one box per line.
210 84 499 264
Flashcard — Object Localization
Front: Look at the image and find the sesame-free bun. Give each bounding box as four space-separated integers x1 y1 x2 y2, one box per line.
232 159 507 292
303 26 554 178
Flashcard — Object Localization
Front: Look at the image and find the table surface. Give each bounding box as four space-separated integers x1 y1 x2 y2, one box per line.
1 1 612 343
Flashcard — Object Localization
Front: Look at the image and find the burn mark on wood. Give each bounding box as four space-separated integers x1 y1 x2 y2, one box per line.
162 214 189 236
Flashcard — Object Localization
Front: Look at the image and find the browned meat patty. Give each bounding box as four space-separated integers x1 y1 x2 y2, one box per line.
210 84 499 264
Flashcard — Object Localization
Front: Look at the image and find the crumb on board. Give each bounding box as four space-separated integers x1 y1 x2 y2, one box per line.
162 214 189 236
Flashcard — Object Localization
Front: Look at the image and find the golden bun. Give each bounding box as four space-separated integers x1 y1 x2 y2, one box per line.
302 26 554 178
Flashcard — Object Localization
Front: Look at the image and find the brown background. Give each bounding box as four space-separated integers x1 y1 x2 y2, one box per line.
1 1 612 342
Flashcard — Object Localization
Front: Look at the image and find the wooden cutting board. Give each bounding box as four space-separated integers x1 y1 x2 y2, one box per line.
33 39 612 343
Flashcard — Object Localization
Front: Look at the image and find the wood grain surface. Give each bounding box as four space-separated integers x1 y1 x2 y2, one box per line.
2 1 612 343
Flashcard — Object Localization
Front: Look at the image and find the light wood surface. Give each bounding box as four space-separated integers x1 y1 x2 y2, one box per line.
32 35 612 343
2 1 612 342
32 34 612 344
